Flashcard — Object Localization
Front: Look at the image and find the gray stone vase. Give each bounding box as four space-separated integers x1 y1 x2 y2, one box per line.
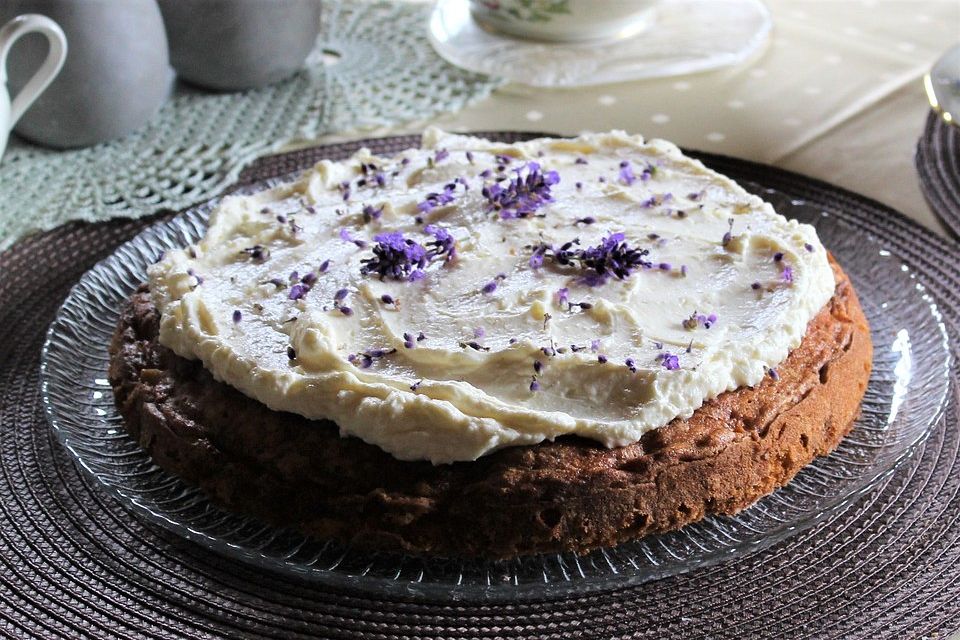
0 0 173 149
157 0 322 92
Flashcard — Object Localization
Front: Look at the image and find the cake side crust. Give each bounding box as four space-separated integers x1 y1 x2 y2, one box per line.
108 258 872 558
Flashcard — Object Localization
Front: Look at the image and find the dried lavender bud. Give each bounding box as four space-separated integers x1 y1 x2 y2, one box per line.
482 161 560 219
360 232 428 282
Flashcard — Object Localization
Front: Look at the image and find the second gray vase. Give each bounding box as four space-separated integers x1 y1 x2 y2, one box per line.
158 0 322 92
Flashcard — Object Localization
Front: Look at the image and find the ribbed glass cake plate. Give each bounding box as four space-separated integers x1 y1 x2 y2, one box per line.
40 169 951 603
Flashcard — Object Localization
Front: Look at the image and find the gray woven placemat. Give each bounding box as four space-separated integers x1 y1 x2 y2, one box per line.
916 110 960 240
1 134 959 639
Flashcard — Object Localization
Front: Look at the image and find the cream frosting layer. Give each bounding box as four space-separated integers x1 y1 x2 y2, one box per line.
148 129 835 464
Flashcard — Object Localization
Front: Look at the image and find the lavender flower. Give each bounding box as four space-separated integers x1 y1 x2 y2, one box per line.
423 224 456 261
360 232 428 282
242 245 270 263
288 284 308 300
658 352 680 370
417 184 458 213
362 204 383 222
232 310 242 323
349 347 397 369
769 368 780 381
722 218 734 247
482 161 560 219
534 233 651 285
781 266 794 283
618 160 636 186
529 247 546 269
339 228 367 248
682 311 718 330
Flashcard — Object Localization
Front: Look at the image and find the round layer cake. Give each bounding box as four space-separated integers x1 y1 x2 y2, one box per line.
108 130 872 557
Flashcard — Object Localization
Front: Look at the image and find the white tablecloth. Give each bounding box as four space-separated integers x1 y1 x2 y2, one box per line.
356 0 960 236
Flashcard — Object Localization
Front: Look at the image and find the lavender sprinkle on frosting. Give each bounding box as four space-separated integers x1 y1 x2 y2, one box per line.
360 232 429 282
482 161 559 219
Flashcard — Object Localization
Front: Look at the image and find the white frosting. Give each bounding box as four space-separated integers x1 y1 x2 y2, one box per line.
148 129 835 464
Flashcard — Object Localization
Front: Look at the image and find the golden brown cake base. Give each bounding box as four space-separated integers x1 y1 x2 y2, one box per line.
108 259 872 559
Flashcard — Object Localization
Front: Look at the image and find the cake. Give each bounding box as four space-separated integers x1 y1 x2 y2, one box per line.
108 130 872 558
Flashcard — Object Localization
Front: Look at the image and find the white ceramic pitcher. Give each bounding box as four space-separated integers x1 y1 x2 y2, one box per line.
0 14 66 159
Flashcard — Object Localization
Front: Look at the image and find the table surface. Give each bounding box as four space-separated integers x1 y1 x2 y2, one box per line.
315 0 960 238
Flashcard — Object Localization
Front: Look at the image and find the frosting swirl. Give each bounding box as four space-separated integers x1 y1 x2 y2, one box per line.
149 129 835 463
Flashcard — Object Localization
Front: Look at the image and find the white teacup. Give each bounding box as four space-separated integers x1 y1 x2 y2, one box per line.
470 0 658 42
0 14 66 160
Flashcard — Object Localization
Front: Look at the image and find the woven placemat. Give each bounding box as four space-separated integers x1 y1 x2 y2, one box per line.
2 134 959 639
916 110 960 240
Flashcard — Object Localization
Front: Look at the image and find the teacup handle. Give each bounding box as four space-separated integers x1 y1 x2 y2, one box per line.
0 14 67 127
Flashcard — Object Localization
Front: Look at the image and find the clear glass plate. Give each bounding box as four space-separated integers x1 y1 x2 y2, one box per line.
40 178 951 602
428 0 771 87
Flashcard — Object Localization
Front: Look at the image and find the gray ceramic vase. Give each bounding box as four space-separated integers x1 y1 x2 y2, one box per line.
157 0 322 92
0 0 173 149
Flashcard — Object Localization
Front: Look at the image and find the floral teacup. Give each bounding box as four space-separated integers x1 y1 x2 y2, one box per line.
470 0 658 42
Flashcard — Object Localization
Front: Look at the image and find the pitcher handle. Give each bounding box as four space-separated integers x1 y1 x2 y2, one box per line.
0 14 67 126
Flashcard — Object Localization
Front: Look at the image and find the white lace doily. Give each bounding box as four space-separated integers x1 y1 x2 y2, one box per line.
0 0 503 250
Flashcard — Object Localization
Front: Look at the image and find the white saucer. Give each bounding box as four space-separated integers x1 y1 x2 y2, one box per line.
428 0 772 88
